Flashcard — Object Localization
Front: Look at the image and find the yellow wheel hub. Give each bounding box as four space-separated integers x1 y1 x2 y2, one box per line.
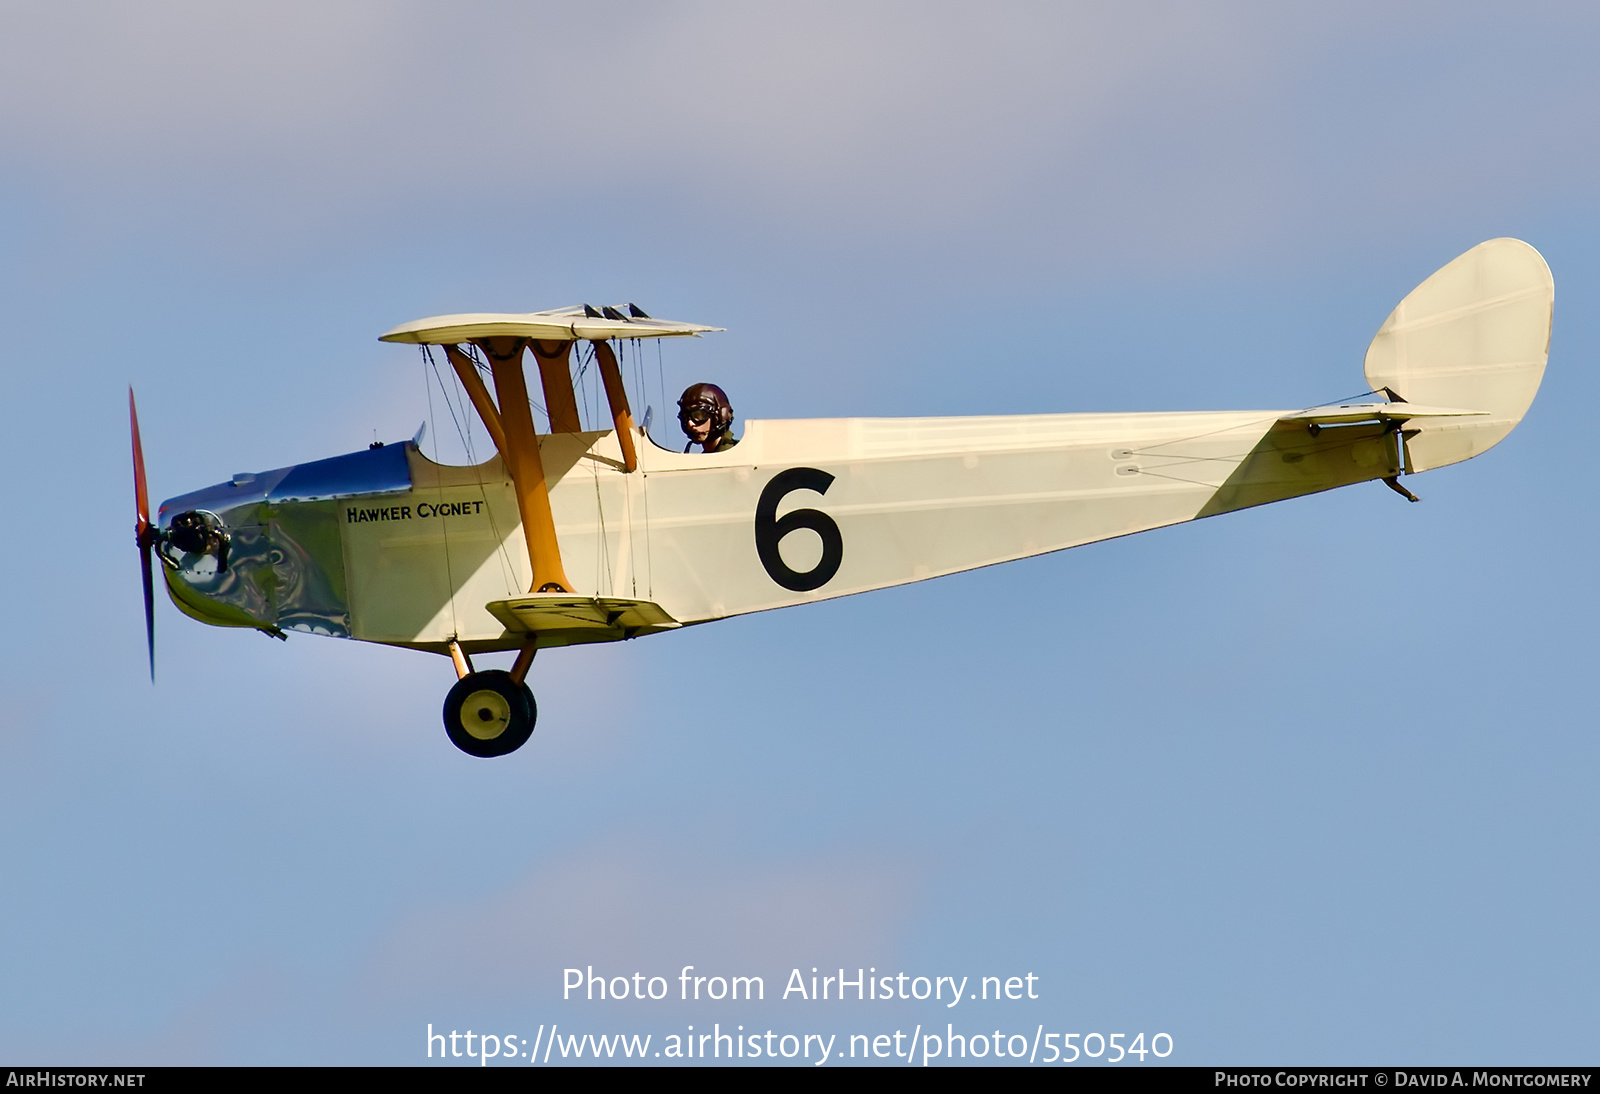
460 689 512 740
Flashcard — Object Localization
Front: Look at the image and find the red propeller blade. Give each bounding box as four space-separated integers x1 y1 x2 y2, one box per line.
131 389 150 536
130 388 155 681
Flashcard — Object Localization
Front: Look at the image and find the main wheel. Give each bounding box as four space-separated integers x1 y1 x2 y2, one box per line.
443 670 536 757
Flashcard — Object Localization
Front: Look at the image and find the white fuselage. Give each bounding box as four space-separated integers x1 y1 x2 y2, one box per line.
339 409 1393 650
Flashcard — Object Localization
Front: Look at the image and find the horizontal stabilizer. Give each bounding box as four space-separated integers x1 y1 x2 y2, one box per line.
1282 403 1488 426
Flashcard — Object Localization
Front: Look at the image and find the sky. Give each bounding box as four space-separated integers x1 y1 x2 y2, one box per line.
1 1 1597 1067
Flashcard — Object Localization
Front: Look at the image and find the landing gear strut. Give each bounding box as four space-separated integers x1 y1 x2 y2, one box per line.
442 640 537 757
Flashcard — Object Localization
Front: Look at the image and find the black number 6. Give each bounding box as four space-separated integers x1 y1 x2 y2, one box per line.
754 467 844 592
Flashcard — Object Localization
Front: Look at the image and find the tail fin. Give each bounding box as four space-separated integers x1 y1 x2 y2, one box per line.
1364 238 1552 473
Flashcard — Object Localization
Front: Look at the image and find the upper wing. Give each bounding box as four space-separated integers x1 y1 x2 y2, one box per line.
378 307 722 345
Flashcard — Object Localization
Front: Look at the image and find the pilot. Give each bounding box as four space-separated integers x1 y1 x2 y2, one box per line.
678 382 739 453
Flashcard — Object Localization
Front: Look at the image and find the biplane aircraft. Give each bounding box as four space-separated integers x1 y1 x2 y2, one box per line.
131 238 1552 757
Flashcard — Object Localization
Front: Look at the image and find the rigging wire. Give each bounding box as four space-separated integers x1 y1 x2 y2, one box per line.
1131 424 1398 492
1120 384 1406 495
589 342 602 431
422 346 472 459
450 352 520 593
644 339 659 596
656 338 667 432
631 338 648 431
447 367 476 461
1124 389 1387 458
420 349 460 638
422 345 523 596
570 342 586 430
575 341 597 432
611 337 643 599
590 443 613 594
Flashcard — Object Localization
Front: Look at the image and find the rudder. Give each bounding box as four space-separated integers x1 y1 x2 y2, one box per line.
1364 238 1552 473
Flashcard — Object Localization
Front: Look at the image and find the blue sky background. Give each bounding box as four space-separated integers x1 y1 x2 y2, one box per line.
1 1 1597 1065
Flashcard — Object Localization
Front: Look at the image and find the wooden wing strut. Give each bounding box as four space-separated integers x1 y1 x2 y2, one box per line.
592 340 639 472
531 340 582 434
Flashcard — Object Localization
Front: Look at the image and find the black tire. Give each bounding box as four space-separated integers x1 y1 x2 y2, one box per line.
443 669 536 758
